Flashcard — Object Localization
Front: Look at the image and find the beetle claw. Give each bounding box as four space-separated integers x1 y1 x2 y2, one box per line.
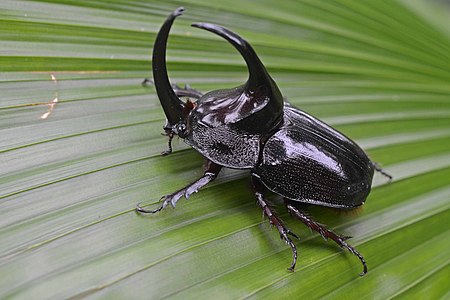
287 230 300 240
161 149 172 156
135 202 164 214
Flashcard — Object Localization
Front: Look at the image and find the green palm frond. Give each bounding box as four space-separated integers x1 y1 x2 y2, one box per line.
1 0 449 299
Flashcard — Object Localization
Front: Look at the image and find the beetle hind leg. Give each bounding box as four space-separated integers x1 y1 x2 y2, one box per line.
171 83 203 99
285 202 368 276
142 78 203 99
136 161 222 214
371 161 393 181
252 177 299 271
141 78 153 87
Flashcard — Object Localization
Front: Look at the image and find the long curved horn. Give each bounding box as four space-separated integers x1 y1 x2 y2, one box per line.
152 7 185 126
191 22 284 131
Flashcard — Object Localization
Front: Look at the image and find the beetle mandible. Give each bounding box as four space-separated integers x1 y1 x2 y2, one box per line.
137 7 392 276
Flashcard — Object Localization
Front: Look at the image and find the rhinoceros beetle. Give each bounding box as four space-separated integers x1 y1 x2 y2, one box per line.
137 7 392 276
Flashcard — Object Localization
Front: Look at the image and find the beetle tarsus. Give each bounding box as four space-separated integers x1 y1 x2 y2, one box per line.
161 131 174 156
286 202 368 276
135 161 222 214
286 229 300 240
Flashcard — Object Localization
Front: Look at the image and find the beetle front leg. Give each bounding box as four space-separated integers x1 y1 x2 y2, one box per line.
160 130 174 156
252 177 299 271
136 161 222 213
158 84 203 156
285 201 368 276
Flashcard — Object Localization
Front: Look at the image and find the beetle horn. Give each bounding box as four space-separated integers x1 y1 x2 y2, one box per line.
152 7 185 127
191 22 284 130
191 23 272 87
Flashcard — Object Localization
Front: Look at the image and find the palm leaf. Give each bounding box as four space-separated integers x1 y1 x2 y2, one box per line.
1 0 449 299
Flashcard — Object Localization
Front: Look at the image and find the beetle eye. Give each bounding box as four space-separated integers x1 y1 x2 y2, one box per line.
176 123 188 138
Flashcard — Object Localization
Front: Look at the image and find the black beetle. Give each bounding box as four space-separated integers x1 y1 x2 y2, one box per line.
137 7 392 276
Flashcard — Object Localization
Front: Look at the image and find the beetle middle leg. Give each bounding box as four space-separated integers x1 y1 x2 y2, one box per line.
251 176 299 271
285 201 368 276
136 160 222 214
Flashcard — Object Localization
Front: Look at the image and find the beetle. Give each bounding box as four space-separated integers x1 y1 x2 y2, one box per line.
137 7 392 276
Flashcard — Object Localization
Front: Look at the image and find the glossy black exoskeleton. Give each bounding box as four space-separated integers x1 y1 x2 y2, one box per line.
137 7 392 276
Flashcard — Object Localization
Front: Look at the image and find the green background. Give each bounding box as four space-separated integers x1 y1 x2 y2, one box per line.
1 0 449 299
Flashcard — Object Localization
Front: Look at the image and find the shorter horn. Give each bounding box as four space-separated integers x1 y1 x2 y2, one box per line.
192 22 269 88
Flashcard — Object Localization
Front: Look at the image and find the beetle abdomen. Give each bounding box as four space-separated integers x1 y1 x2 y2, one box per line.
254 105 374 208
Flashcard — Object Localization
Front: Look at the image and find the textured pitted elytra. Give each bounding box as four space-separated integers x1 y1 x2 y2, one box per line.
186 120 260 168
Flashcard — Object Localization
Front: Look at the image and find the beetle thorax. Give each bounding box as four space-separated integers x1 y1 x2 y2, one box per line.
184 110 261 169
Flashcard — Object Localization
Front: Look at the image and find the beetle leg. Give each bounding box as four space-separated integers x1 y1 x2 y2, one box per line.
136 161 222 214
142 78 153 87
160 131 174 156
371 161 393 181
171 83 204 99
142 79 203 99
285 202 368 276
252 177 298 271
155 82 202 156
